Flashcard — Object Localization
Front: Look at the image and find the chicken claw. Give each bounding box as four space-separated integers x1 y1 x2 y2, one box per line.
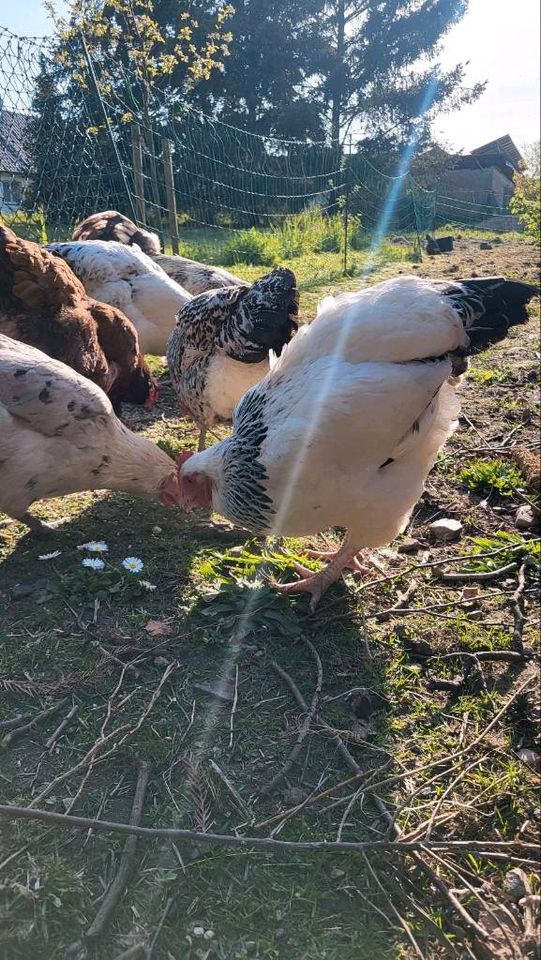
273 538 364 611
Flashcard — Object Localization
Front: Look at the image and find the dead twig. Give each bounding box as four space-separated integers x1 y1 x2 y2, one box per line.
228 664 239 750
433 561 518 583
1 699 67 749
262 640 323 796
45 703 78 750
210 759 252 819
511 560 530 655
86 760 151 944
0 803 537 855
376 581 419 622
112 944 147 960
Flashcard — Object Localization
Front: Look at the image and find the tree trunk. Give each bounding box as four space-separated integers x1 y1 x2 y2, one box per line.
331 0 345 143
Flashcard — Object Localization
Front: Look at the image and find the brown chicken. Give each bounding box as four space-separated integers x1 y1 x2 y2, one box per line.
0 221 159 416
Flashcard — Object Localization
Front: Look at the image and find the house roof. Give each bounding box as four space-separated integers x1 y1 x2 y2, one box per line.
0 108 32 175
470 135 523 170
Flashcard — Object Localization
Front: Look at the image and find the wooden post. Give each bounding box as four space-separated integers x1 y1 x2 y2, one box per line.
131 124 146 224
162 137 179 254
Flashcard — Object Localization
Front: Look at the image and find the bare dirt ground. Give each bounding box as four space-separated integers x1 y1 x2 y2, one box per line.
0 236 539 960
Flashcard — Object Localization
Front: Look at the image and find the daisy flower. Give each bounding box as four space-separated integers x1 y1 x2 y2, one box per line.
140 580 157 591
123 556 144 573
77 541 108 553
82 557 105 571
38 550 62 561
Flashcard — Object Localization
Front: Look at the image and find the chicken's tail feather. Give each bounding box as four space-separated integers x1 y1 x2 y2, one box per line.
443 277 538 352
0 218 84 311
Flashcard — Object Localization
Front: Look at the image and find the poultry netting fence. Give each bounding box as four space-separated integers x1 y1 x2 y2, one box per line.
0 24 520 282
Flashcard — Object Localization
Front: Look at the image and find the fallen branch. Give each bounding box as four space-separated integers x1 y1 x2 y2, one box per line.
261 640 323 796
375 581 419 623
0 803 537 856
511 560 530 655
1 699 67 749
433 562 518 584
45 703 78 750
85 760 151 944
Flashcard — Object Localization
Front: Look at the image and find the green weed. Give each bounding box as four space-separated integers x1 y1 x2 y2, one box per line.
459 458 525 498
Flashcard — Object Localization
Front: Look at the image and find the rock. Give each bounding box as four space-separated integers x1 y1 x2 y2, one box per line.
480 241 493 250
515 504 538 531
503 868 531 901
398 537 422 554
194 680 234 703
428 518 463 542
330 867 345 879
518 748 540 770
152 525 162 535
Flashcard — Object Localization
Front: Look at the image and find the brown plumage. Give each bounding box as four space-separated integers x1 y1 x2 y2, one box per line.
73 209 161 256
0 221 159 416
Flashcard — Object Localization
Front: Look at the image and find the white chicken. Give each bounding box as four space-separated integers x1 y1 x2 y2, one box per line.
72 210 245 295
175 274 536 608
0 334 181 534
46 240 191 354
166 267 299 450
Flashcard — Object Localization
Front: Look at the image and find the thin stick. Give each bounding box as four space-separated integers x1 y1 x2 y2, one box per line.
86 760 151 943
45 704 78 750
229 664 239 750
433 561 518 583
0 713 32 731
252 772 364 830
511 560 529 655
210 760 252 818
376 581 419 623
262 641 323 796
0 804 536 855
1 699 67 748
362 853 427 960
112 944 147 960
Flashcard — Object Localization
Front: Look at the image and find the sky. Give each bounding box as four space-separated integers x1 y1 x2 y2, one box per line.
2 0 540 153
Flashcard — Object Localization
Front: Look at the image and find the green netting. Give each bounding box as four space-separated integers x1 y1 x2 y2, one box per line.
0 24 521 279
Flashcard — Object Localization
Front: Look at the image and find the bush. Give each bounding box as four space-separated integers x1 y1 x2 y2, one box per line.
1 210 48 242
510 174 541 243
221 228 278 266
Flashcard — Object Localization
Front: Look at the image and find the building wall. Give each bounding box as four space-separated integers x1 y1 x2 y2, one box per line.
438 167 514 209
0 173 26 212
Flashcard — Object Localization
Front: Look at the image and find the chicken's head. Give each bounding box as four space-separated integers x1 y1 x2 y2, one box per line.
176 451 213 511
144 377 160 411
158 470 182 507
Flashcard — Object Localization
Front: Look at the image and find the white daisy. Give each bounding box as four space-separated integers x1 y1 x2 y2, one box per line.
122 557 144 573
38 550 62 561
140 580 157 591
77 541 108 553
82 558 105 571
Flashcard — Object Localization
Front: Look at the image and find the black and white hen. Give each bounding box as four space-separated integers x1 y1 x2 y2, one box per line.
175 274 537 607
166 267 299 449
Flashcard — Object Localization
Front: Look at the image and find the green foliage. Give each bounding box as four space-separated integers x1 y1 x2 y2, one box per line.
459 459 525 498
222 228 279 266
0 210 47 243
467 368 506 385
510 172 541 244
463 531 541 571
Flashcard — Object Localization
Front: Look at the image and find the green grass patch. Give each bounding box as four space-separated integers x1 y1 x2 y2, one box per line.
459 458 525 498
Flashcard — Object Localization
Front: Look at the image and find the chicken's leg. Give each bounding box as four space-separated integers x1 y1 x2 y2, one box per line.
272 535 363 611
197 426 207 452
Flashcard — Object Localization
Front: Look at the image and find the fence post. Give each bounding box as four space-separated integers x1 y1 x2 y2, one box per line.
162 137 179 255
131 125 146 225
342 135 353 276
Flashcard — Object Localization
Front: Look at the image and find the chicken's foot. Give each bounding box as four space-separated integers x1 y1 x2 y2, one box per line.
272 536 362 611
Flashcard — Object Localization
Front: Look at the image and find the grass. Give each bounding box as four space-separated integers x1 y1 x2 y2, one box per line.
458 458 526 498
0 231 539 959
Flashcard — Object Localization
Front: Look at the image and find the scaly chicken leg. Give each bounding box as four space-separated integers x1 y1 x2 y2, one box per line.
272 536 366 612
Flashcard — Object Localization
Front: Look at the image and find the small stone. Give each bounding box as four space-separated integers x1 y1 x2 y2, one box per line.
518 748 540 770
153 656 169 668
515 504 538 531
480 241 493 250
203 930 215 940
194 680 234 703
152 526 162 534
503 868 531 901
428 518 463 542
398 537 422 554
330 867 345 879
192 926 205 938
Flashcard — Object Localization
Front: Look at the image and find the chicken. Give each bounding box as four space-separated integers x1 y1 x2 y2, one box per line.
0 223 159 417
175 274 537 609
166 267 299 450
46 240 191 354
73 210 244 295
0 334 181 534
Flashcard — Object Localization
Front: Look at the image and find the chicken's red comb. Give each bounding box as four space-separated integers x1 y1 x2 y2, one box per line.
176 450 196 469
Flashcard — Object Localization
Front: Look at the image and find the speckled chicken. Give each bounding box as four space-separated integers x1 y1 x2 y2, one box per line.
47 239 191 355
175 274 537 609
0 334 181 534
72 210 244 295
0 222 159 417
166 267 299 450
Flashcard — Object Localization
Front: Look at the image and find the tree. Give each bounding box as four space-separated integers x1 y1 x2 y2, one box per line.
317 0 485 144
191 0 328 139
510 140 540 243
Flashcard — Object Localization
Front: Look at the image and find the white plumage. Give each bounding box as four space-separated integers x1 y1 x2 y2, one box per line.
47 240 191 354
176 273 536 607
0 334 181 533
